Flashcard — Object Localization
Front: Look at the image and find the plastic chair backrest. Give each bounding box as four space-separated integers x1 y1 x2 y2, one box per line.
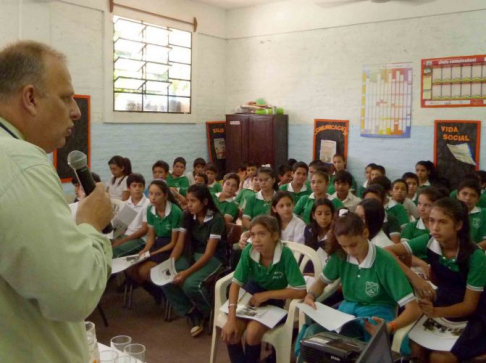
282 240 322 276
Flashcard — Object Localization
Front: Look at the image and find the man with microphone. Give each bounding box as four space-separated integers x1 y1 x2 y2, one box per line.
0 41 113 361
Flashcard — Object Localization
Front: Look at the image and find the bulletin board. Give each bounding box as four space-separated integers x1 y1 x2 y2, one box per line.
53 95 91 183
313 119 348 163
421 55 486 108
206 121 226 178
434 120 480 190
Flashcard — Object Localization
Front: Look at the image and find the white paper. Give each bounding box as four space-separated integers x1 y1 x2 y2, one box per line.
112 204 138 231
111 251 150 274
409 315 466 351
297 302 361 332
150 258 177 286
446 143 476 166
220 289 288 329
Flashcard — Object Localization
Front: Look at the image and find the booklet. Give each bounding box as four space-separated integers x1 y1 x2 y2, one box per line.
111 204 138 239
220 289 288 329
298 302 365 333
111 251 150 274
150 258 177 286
409 315 466 351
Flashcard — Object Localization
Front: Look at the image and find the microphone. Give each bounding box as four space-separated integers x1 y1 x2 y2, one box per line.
67 150 113 234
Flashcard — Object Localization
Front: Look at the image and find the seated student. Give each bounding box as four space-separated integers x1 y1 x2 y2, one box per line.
300 210 420 351
415 160 437 189
214 173 240 223
163 184 227 337
221 215 306 363
328 153 357 195
194 172 208 185
355 199 393 248
370 164 386 181
386 198 486 363
331 170 361 212
358 163 377 198
295 169 344 224
235 175 260 213
167 157 190 205
456 179 486 248
279 161 312 204
391 178 419 221
402 172 419 205
204 163 222 195
112 173 151 258
271 191 306 244
369 176 409 229
69 172 101 219
127 180 182 303
242 166 279 230
242 161 259 190
186 157 206 186
277 163 293 187
362 185 401 244
145 160 170 197
308 159 326 178
287 158 297 168
450 173 486 209
106 155 132 201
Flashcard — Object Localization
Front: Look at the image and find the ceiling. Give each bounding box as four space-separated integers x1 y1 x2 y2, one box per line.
190 0 291 10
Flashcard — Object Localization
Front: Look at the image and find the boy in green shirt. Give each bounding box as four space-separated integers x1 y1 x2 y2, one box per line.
279 161 311 204
205 162 222 195
456 179 486 248
213 173 240 223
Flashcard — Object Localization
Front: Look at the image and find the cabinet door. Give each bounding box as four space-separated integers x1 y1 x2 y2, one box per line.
248 115 275 166
225 115 249 172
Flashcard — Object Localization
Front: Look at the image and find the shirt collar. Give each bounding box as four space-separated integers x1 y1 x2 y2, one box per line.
150 201 172 218
193 209 214 222
287 182 307 193
128 194 147 207
0 117 26 140
417 218 427 230
250 240 283 265
310 192 332 200
331 191 351 203
470 206 481 214
208 181 217 187
347 241 376 268
215 192 235 203
386 199 397 209
363 180 368 188
256 190 275 201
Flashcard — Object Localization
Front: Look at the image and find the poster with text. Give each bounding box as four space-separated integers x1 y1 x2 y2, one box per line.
422 55 486 108
361 62 413 138
434 120 480 190
206 121 226 178
313 120 348 163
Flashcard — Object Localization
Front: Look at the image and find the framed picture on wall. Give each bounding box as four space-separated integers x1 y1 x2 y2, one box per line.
312 119 349 163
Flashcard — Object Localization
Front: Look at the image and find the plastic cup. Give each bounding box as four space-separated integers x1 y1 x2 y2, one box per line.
124 343 146 362
99 350 118 362
110 335 132 352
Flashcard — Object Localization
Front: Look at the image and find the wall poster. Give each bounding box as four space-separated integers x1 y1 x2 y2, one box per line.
313 119 348 163
206 121 226 178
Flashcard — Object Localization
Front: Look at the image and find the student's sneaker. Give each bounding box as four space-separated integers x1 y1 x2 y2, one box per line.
187 309 204 337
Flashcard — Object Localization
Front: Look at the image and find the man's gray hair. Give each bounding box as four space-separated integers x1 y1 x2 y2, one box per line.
0 40 66 99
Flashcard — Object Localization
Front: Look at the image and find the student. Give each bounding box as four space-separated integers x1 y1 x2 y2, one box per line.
391 178 419 221
358 163 377 198
205 163 222 195
450 173 486 209
152 160 170 181
328 153 357 195
167 157 190 205
221 215 306 363
287 158 297 168
112 173 151 258
304 198 335 269
235 175 260 213
186 157 206 185
277 163 293 187
271 191 306 244
127 180 182 303
214 173 240 223
294 170 344 224
242 161 259 190
415 160 436 188
355 199 393 248
194 172 208 185
331 170 361 212
301 210 420 348
362 185 401 244
106 155 132 201
386 198 486 362
242 167 278 230
370 164 386 181
456 179 486 248
370 176 409 229
308 159 326 178
402 172 419 205
163 184 227 337
279 161 312 204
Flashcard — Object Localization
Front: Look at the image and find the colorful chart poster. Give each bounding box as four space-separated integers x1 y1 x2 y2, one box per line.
361 63 413 138
313 120 348 163
434 120 480 190
206 121 226 178
422 55 486 108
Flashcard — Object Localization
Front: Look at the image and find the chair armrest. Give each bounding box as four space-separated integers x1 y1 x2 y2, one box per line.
214 272 235 311
283 298 303 330
391 322 414 353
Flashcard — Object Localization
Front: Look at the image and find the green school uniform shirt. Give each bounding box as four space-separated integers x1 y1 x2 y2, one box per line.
243 191 276 220
468 207 486 244
401 218 429 242
385 199 409 228
294 193 344 225
383 212 401 238
235 188 256 210
320 242 415 308
208 181 223 195
146 202 182 237
233 242 306 291
450 189 486 209
166 173 190 196
279 181 312 204
213 193 239 222
180 210 227 262
403 235 486 291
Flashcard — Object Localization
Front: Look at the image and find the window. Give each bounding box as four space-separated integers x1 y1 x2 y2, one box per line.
113 16 192 113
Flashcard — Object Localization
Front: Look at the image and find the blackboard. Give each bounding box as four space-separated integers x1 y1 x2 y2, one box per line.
206 121 226 179
54 95 90 183
434 120 480 190
313 119 349 163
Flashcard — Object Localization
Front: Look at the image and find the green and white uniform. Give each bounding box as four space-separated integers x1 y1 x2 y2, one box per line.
451 189 486 209
400 218 428 243
208 181 222 195
213 193 239 222
243 190 276 221
294 193 344 225
166 173 190 196
279 182 311 205
385 199 409 228
468 206 486 244
146 202 182 237
235 188 256 210
383 213 401 240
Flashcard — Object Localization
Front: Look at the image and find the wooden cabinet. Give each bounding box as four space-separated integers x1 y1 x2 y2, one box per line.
225 114 288 172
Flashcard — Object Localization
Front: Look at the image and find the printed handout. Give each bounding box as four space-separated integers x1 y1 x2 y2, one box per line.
150 258 177 286
409 315 466 351
111 251 150 274
298 302 364 333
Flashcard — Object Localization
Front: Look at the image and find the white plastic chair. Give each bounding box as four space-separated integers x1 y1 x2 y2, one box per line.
209 241 322 363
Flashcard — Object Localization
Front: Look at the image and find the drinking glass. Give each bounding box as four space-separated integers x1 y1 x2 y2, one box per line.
85 321 100 363
99 350 118 363
115 356 136 363
124 343 146 362
110 335 132 353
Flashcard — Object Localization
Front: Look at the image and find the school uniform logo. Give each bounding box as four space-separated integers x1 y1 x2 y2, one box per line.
272 271 284 280
472 217 481 229
365 282 379 297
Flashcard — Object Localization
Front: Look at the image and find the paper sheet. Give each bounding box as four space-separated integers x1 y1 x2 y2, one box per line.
150 258 177 286
409 315 466 351
297 302 361 332
111 204 138 239
446 143 476 166
111 251 150 274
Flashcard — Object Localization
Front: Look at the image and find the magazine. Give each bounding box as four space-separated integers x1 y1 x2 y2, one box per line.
409 315 466 351
298 302 366 333
150 258 177 286
111 251 150 274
